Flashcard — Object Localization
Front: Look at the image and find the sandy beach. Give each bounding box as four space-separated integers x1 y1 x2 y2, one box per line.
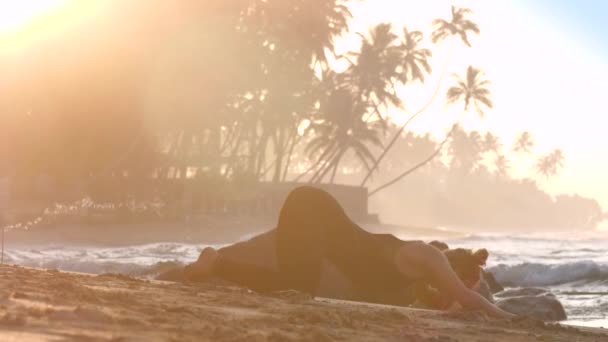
1 264 606 342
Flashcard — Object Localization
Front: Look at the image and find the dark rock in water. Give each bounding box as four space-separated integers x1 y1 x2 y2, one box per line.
495 287 549 298
496 292 567 321
482 271 504 294
475 279 494 303
474 271 505 302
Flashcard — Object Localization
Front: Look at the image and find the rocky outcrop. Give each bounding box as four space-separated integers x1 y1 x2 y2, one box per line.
482 271 504 294
495 288 567 321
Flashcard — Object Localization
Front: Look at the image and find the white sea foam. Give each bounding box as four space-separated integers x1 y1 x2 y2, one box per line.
3 242 223 275
488 261 608 287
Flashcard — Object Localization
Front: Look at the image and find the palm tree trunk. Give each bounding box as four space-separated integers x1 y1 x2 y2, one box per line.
314 148 345 184
281 132 299 182
272 130 287 183
1 224 4 265
219 124 237 155
329 160 340 184
223 129 246 179
292 140 337 182
259 158 277 178
255 133 270 180
308 146 340 183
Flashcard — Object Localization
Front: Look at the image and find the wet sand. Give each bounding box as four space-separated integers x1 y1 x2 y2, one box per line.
1 264 606 342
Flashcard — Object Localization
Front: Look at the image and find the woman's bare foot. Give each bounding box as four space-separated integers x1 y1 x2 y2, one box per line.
184 247 219 282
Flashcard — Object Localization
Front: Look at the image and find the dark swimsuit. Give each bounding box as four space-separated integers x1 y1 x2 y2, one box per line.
212 186 417 306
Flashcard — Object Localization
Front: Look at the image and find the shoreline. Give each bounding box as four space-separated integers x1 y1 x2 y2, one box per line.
1 264 607 341
3 218 463 247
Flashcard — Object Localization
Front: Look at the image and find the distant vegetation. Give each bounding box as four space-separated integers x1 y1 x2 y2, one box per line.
0 1 603 230
365 127 603 231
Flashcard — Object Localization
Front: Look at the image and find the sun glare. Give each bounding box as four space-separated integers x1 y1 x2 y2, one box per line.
0 0 68 36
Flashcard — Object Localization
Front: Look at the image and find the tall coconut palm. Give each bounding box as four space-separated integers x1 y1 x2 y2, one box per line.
513 131 535 153
360 7 480 187
431 6 480 46
346 23 403 121
358 26 433 186
369 65 492 197
444 65 492 170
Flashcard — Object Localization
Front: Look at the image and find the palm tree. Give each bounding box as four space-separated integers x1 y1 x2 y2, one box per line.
318 120 383 183
448 128 484 173
536 148 565 179
307 0 353 64
360 7 481 186
447 66 493 116
255 0 352 65
431 6 480 46
369 66 493 196
358 26 434 186
483 132 502 153
551 149 564 166
494 154 510 178
305 87 383 184
443 67 492 173
346 23 402 116
398 27 432 83
513 131 535 153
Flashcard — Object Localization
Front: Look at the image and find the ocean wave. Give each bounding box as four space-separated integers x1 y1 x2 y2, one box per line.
489 261 608 287
449 232 608 244
2 242 219 276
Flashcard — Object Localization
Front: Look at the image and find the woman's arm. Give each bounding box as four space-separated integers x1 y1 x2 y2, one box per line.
398 244 515 319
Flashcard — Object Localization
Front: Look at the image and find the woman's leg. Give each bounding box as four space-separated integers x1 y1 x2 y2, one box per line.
186 243 291 293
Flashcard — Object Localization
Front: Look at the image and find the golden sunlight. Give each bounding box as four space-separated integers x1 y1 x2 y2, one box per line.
0 0 68 35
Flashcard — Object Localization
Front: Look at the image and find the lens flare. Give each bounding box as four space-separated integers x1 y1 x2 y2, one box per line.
0 0 68 35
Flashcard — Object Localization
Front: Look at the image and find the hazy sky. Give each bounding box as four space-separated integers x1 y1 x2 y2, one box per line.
343 1 608 220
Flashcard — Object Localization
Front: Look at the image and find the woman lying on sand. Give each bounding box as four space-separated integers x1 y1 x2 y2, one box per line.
183 186 514 319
